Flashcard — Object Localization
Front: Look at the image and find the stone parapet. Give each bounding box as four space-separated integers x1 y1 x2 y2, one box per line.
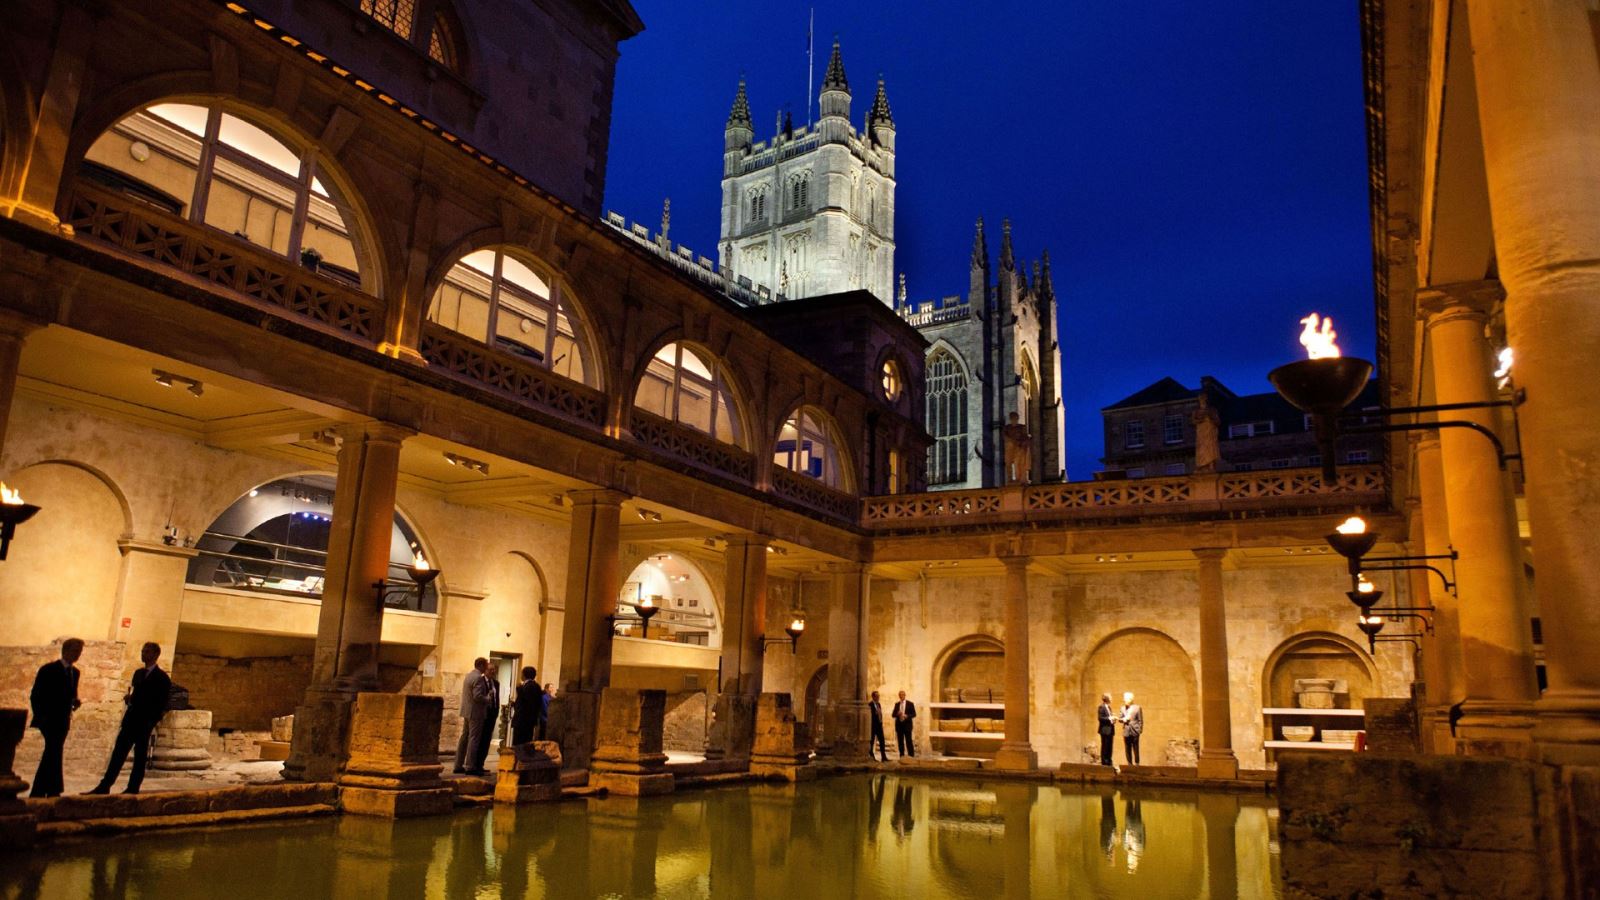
750 693 814 782
590 688 673 797
494 740 563 804
337 693 452 818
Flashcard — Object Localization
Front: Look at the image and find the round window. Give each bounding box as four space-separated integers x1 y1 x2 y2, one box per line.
881 359 903 402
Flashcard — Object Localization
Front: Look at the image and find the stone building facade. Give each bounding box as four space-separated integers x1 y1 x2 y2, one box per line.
0 0 1415 791
1101 376 1385 477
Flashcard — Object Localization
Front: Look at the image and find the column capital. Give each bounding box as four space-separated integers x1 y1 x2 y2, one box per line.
998 554 1031 572
1192 547 1228 562
0 312 43 342
566 488 630 508
1417 280 1504 323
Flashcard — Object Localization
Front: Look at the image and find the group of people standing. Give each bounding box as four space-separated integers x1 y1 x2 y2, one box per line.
28 639 172 797
1096 692 1145 766
452 657 553 776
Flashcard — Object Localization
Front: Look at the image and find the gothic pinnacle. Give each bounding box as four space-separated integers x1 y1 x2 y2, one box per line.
822 38 849 93
727 77 752 130
971 217 989 269
1000 218 1016 270
870 76 894 127
1039 250 1054 296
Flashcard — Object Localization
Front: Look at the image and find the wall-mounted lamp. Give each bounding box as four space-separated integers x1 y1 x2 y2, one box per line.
636 595 661 638
1347 573 1383 611
374 552 441 610
152 368 204 398
0 482 41 561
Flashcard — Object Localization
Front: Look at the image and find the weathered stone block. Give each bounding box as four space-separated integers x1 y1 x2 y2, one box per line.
1164 737 1200 767
546 689 601 771
1362 697 1418 754
750 693 815 782
151 709 213 770
590 689 672 796
337 693 449 819
271 715 294 743
257 740 290 761
1278 752 1551 897
494 741 562 804
340 786 453 818
704 692 757 760
0 708 36 850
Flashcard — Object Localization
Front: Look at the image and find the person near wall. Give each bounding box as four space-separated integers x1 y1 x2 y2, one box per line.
468 663 501 775
868 691 890 762
538 684 554 741
892 690 917 758
453 657 488 775
29 638 84 798
87 642 170 795
1119 691 1144 766
1096 693 1117 767
511 666 542 746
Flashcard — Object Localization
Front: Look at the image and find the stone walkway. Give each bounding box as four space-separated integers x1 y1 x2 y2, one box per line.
33 758 288 798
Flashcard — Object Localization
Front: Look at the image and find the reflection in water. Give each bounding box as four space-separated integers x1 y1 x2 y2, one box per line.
2 775 1282 899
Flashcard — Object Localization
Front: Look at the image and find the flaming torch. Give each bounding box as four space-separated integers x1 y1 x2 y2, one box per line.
1268 313 1373 481
0 482 41 561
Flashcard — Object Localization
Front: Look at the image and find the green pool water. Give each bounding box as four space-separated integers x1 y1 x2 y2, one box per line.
1 775 1281 899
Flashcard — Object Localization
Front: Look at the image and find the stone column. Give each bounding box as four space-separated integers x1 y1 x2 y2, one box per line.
1407 497 1446 751
706 533 768 760
0 318 38 462
994 554 1037 770
1195 548 1238 779
547 488 625 770
0 4 95 231
1416 437 1466 754
1420 284 1537 755
1467 0 1600 765
0 709 35 849
825 561 871 760
589 687 672 796
284 421 413 782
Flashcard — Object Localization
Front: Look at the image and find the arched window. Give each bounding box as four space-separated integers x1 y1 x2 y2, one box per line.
635 342 742 445
881 357 903 403
186 475 437 612
788 172 810 211
428 248 590 385
82 103 366 284
360 0 417 39
427 6 464 72
927 347 969 485
775 407 845 488
748 187 767 223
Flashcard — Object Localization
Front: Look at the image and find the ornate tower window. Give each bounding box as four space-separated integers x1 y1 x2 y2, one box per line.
748 187 767 223
926 348 969 485
788 172 811 212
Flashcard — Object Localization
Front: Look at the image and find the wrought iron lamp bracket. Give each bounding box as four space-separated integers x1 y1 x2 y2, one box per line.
1341 386 1524 471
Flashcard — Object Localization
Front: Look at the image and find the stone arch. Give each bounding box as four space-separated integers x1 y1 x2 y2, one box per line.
803 662 829 726
478 549 547 662
629 336 755 452
0 460 132 645
1082 627 1199 765
63 85 390 296
931 633 1005 702
1261 631 1378 711
422 234 607 391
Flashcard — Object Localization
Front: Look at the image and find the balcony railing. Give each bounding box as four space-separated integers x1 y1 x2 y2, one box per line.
185 531 437 613
771 466 861 522
63 181 383 342
418 321 606 427
630 409 755 482
861 465 1385 530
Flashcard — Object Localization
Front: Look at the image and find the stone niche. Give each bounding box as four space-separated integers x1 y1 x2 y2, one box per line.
338 693 452 818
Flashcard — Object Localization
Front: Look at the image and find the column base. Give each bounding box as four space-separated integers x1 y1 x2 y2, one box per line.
546 689 601 771
1532 689 1600 766
826 702 872 761
1196 749 1239 780
282 688 356 783
993 742 1038 771
1455 699 1537 758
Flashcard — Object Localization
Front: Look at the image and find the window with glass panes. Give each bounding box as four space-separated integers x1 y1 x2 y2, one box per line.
926 349 968 484
634 343 741 444
1163 414 1184 444
774 408 843 487
428 248 590 385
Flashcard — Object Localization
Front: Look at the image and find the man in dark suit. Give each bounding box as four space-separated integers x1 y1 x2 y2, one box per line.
892 690 916 758
468 663 501 775
1096 693 1116 766
29 638 84 797
867 691 889 762
510 666 542 746
88 642 170 795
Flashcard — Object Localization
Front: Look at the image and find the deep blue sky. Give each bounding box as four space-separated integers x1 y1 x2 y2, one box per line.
603 1 1375 478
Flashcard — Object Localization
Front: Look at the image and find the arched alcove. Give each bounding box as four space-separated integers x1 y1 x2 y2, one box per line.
1081 628 1199 766
1262 632 1376 710
930 634 1006 757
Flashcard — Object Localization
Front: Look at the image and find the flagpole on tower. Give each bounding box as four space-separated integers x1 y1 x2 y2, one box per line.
806 7 814 128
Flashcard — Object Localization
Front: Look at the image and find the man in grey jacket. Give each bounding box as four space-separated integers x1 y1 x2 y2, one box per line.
452 657 488 774
1119 691 1144 766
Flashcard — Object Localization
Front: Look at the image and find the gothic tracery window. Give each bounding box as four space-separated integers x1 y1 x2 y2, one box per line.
428 248 591 385
788 172 811 211
926 348 969 485
635 343 742 445
749 187 767 223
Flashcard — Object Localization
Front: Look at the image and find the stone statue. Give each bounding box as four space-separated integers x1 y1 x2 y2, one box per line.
1003 412 1033 484
1192 392 1221 474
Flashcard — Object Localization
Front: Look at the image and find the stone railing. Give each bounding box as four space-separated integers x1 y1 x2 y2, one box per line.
630 409 755 482
861 465 1386 530
63 181 383 342
418 322 606 427
771 466 861 522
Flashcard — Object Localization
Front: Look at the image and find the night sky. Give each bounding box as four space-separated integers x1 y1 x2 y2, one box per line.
603 1 1375 479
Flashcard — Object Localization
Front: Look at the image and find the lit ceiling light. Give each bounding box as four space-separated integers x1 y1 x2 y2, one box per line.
151 368 203 396
443 452 490 476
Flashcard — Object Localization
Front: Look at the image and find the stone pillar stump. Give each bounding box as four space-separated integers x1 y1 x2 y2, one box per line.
704 692 758 761
338 693 452 818
495 740 563 804
590 688 672 797
750 693 815 782
151 709 213 770
0 709 36 849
